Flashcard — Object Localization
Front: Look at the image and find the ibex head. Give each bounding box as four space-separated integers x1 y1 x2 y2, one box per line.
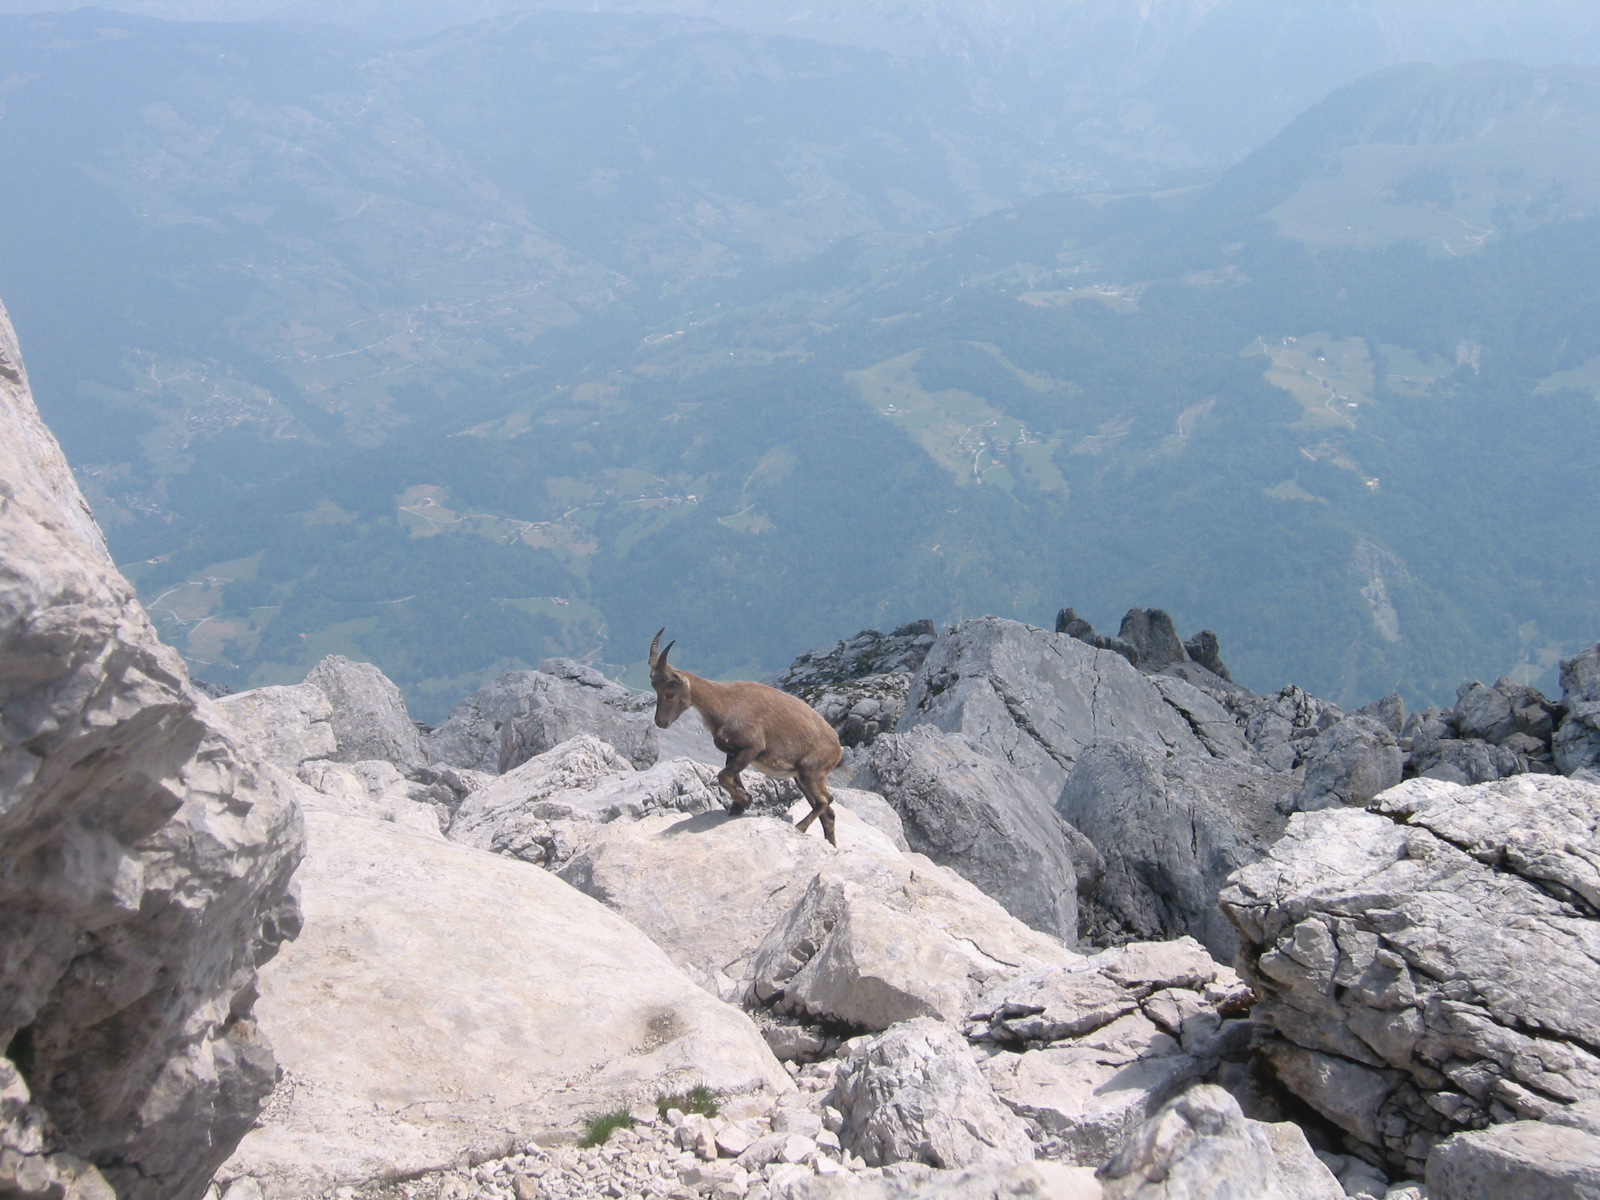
648 627 691 728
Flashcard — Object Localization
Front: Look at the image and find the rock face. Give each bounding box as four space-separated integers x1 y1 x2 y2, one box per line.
1220 774 1600 1175
424 660 657 774
1098 1085 1344 1200
773 621 938 749
304 654 427 773
828 1019 1033 1170
900 619 1214 797
747 853 1079 1031
0 299 303 1200
219 808 789 1198
1288 714 1405 812
1057 742 1291 959
1556 645 1600 781
214 684 336 772
1426 1100 1600 1200
857 726 1084 942
969 939 1251 1168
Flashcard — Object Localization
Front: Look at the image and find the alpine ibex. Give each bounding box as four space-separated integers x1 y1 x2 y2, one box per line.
648 629 844 846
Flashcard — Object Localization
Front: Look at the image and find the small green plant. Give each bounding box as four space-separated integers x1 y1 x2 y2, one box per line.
655 1084 720 1120
579 1106 634 1148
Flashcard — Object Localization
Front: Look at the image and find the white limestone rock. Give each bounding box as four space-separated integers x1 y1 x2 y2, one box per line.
747 852 1080 1030
214 683 336 771
1221 773 1600 1175
830 1019 1034 1169
217 808 789 1198
0 298 303 1200
1098 1085 1344 1200
303 654 427 772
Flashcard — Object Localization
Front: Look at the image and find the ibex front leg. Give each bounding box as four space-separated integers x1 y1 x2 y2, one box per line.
717 746 760 814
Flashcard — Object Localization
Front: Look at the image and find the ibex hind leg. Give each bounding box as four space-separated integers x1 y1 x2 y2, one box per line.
794 771 837 847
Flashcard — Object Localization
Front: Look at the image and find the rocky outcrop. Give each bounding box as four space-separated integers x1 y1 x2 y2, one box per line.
747 853 1079 1031
0 299 303 1200
1097 1085 1344 1200
1057 742 1292 958
424 659 657 773
1287 714 1405 812
1221 774 1600 1175
1426 1100 1600 1200
828 1020 1033 1170
773 622 938 749
855 727 1086 942
218 808 790 1198
304 654 427 773
1556 645 1600 781
214 683 335 772
900 619 1216 797
969 939 1251 1168
1055 607 1233 685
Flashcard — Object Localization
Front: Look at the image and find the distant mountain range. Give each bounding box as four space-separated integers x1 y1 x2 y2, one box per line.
1 4 1597 718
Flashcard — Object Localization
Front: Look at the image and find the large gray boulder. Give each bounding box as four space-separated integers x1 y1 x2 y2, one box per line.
747 852 1080 1031
214 683 336 771
900 619 1215 796
1426 1100 1600 1200
1454 678 1557 747
1230 685 1344 772
1220 774 1600 1175
303 654 427 772
829 1019 1034 1169
217 808 790 1198
857 726 1086 942
0 300 303 1200
1288 714 1405 812
1098 1085 1344 1200
1556 645 1600 781
1056 741 1293 959
971 940 1250 1168
424 659 656 774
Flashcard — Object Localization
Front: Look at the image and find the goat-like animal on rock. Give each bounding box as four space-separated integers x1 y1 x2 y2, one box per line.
647 628 844 845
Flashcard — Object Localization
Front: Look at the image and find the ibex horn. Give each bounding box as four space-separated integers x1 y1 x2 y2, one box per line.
648 628 665 667
659 640 676 668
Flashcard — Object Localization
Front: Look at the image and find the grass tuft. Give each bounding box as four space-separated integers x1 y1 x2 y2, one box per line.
655 1084 719 1120
579 1107 634 1148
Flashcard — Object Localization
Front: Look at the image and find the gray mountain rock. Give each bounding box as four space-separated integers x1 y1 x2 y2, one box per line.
1057 741 1293 959
1288 714 1405 812
1098 1085 1344 1200
773 621 938 748
856 726 1084 941
1410 736 1527 785
304 654 427 773
215 683 336 771
971 940 1250 1168
1230 685 1344 772
747 852 1079 1031
829 1019 1034 1170
1555 645 1600 781
425 660 657 773
900 618 1213 797
1220 774 1600 1175
1426 1100 1600 1200
0 299 302 1200
1454 678 1557 747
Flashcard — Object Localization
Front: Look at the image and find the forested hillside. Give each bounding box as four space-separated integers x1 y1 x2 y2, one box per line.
1 7 1596 717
